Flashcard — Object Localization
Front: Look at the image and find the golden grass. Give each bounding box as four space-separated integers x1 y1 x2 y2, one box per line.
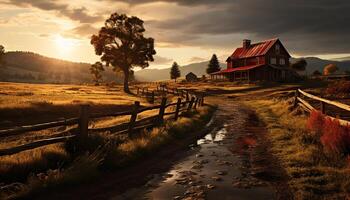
0 82 151 129
244 98 350 199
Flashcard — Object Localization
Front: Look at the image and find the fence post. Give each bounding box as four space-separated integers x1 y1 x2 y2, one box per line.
174 98 182 120
193 97 199 109
78 104 90 141
187 97 195 112
293 89 299 108
137 87 139 95
128 101 140 137
158 97 167 124
186 91 189 101
151 91 155 104
320 101 326 114
201 96 205 106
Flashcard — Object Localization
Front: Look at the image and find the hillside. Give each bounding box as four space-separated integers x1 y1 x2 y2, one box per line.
0 51 120 84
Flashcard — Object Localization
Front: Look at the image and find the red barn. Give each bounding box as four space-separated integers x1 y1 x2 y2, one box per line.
211 38 298 82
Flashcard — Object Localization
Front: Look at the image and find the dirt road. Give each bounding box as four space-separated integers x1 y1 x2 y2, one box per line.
112 98 291 200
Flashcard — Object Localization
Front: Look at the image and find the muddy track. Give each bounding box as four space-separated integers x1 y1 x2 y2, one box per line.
112 98 292 200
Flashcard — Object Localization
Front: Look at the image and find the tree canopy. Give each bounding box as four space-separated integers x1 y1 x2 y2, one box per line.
290 58 307 71
312 70 322 76
91 13 156 92
323 64 338 75
90 62 105 85
207 54 221 74
170 62 181 82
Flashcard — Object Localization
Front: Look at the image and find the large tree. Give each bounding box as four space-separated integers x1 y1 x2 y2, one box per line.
90 62 105 85
323 64 338 75
207 54 221 74
290 58 307 71
170 62 181 82
91 13 156 93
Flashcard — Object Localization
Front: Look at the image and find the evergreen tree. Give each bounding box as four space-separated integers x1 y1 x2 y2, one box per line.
170 62 181 82
207 54 221 74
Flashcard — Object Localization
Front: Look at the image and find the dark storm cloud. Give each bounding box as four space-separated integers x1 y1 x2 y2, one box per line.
142 0 350 54
7 0 103 23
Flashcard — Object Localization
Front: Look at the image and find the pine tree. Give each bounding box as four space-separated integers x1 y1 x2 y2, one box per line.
207 54 221 74
170 62 181 82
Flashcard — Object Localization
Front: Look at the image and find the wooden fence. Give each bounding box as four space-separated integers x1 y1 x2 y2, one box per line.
134 83 204 104
0 95 205 157
294 89 350 126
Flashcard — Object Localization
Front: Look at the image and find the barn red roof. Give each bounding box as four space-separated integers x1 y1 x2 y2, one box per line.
230 38 279 59
211 64 264 75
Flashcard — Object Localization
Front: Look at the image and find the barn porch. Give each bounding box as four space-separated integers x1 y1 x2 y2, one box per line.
210 64 293 82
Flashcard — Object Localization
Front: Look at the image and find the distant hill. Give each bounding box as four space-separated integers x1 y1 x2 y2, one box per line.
0 51 121 84
135 61 226 81
332 56 350 62
136 57 350 81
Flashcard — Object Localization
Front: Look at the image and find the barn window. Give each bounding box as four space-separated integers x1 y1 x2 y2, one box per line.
276 44 280 54
270 57 276 64
280 58 286 65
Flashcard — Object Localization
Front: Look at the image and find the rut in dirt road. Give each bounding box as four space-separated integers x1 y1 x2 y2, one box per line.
113 99 292 200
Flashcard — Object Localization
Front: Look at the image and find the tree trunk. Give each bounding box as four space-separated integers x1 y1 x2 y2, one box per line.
123 70 130 93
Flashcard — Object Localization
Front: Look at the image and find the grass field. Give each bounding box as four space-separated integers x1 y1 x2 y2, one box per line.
0 82 154 129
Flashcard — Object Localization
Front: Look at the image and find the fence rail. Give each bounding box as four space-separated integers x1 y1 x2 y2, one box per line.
0 94 205 157
134 83 205 104
294 89 350 126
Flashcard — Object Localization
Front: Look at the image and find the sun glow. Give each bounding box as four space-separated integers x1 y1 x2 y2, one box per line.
54 35 76 49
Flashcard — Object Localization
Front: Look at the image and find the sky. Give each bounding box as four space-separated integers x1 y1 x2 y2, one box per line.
0 0 350 69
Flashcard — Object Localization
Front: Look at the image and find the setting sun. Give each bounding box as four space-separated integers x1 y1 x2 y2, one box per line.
54 35 77 51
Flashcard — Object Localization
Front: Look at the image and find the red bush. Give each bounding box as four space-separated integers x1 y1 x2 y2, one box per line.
306 110 325 135
320 118 350 154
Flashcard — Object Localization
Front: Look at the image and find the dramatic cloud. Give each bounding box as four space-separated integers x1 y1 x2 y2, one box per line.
7 0 103 23
2 0 350 63
144 0 350 55
67 24 99 38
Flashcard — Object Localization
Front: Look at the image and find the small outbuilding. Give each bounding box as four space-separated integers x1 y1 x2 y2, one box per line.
186 72 198 82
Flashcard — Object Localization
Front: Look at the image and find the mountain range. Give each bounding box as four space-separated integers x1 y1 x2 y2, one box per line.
0 51 349 83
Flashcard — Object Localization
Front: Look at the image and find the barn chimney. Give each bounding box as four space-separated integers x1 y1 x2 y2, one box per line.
243 39 251 49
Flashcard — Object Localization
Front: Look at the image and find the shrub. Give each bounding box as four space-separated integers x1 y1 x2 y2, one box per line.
306 110 325 139
320 118 350 155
